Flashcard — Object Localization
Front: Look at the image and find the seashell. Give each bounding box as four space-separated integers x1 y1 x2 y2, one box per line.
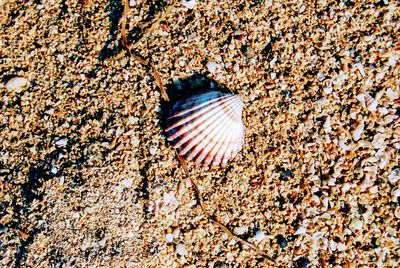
165 91 245 166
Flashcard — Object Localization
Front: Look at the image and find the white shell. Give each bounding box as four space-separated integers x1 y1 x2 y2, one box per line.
166 91 245 166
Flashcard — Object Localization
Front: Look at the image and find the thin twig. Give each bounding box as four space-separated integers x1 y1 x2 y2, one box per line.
152 65 169 101
121 0 130 52
176 153 273 261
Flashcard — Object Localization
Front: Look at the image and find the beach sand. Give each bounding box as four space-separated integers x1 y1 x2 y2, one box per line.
1 0 399 267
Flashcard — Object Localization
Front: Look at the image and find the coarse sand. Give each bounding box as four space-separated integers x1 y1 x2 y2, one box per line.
1 0 399 267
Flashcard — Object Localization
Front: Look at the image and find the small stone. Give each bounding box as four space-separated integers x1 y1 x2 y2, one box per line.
310 195 320 205
294 226 307 235
128 116 139 124
99 238 107 246
312 231 324 240
5 77 29 93
122 178 133 188
149 145 157 155
395 208 400 219
330 240 337 251
386 88 399 100
166 233 174 243
226 252 234 262
323 87 332 94
172 228 180 238
129 0 136 7
337 242 347 251
295 257 310 268
233 226 248 235
55 138 68 147
276 235 288 249
317 72 325 81
181 0 196 9
221 233 228 241
323 116 332 133
51 166 58 174
176 243 187 256
228 239 236 245
388 168 399 184
342 183 351 193
392 189 400 203
371 133 386 149
254 230 265 242
350 218 363 231
206 62 218 73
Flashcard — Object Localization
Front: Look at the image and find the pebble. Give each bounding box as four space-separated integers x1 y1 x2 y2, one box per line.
294 226 307 235
310 195 320 205
181 0 196 9
149 145 157 155
5 77 29 93
166 233 174 243
176 243 187 256
342 183 351 193
226 252 234 262
206 61 218 73
392 189 400 203
323 87 332 94
388 168 399 184
233 226 248 235
276 235 288 249
295 257 310 268
323 116 332 133
317 72 325 81
128 116 139 124
386 88 399 100
51 166 58 174
254 230 265 242
312 231 324 240
371 134 386 149
350 218 363 231
337 242 347 252
55 138 68 147
122 178 133 188
221 232 228 241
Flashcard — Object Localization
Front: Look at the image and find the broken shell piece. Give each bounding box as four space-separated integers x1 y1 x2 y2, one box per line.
165 91 245 167
365 94 378 112
352 120 364 141
176 243 187 256
356 93 378 112
371 133 386 149
5 77 30 93
181 0 196 9
233 226 248 235
392 189 400 203
350 218 363 231
388 168 399 184
323 116 332 133
386 88 399 100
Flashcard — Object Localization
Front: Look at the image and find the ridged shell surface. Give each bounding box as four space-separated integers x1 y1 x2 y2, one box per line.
165 91 245 166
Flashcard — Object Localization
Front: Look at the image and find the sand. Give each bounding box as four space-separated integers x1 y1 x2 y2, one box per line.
0 0 399 267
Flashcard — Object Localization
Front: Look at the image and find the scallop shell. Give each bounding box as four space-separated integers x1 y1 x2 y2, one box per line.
165 91 245 166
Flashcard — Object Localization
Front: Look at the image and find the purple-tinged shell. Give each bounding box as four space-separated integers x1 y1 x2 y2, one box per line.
165 91 245 166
